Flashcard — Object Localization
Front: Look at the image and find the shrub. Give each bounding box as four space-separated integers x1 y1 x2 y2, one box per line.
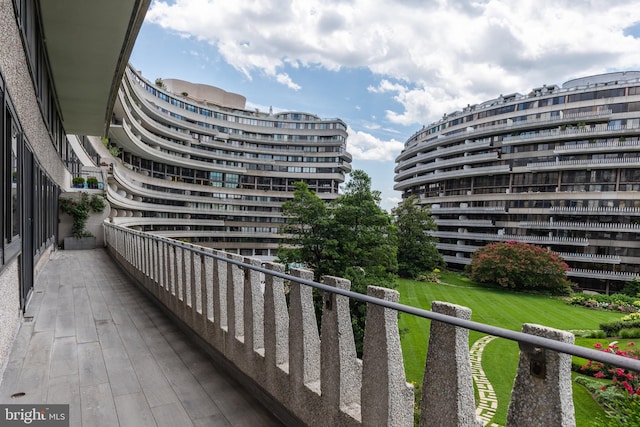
622 278 640 298
622 313 640 322
469 241 572 294
620 329 640 339
601 395 640 426
86 176 99 188
600 319 640 337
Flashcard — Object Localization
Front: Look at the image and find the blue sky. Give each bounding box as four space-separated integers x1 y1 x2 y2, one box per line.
130 0 640 212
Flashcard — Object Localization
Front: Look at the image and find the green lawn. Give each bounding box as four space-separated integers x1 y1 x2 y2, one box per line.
397 276 622 426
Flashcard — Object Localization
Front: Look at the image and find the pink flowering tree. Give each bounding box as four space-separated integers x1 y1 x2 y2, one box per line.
470 241 572 294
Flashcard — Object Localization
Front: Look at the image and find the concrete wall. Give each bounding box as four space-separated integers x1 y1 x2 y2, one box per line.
0 258 20 380
58 192 111 247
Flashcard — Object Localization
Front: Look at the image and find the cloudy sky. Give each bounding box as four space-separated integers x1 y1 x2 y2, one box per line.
130 0 640 211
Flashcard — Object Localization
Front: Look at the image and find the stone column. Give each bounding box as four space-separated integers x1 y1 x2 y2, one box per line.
321 276 361 423
243 257 263 368
420 301 482 427
506 324 575 427
289 268 321 390
362 286 414 427
264 262 289 368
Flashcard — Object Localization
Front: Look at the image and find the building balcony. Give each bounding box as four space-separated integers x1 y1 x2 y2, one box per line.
398 109 613 161
435 219 495 227
430 231 590 246
2 224 639 426
395 140 493 173
567 268 640 281
395 152 500 181
436 243 481 252
558 253 622 265
431 206 507 214
394 165 511 191
527 156 640 171
554 137 640 154
0 249 283 426
550 206 640 215
502 124 640 146
520 221 640 233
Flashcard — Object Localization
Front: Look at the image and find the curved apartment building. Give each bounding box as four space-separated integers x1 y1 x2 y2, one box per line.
99 66 351 259
395 71 640 290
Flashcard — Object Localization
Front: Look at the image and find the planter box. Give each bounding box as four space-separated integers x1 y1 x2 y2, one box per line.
64 236 96 250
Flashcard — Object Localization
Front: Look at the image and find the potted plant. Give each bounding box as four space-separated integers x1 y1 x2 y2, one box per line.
86 176 99 189
72 176 85 188
59 192 106 250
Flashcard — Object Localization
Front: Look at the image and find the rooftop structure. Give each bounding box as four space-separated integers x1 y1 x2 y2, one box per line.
395 72 640 291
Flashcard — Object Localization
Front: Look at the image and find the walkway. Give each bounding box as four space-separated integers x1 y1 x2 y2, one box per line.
0 249 284 427
470 335 500 427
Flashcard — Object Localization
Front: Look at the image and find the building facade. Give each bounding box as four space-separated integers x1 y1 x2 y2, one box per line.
97 67 352 259
0 0 148 369
395 72 640 290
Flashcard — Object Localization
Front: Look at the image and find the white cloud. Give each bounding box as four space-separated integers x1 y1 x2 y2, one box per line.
346 126 404 161
146 0 640 124
275 73 301 90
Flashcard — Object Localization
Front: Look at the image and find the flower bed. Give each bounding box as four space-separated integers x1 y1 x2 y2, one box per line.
569 293 640 313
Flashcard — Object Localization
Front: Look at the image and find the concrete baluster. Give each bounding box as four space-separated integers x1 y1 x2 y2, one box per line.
210 253 226 347
321 276 361 424
226 253 244 350
176 246 187 320
202 253 214 333
362 286 414 427
420 301 482 427
183 249 192 309
262 262 290 404
506 324 575 427
242 257 263 366
289 268 321 398
263 262 289 369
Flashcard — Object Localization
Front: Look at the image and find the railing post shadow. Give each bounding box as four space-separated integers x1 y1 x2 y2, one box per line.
506 324 576 427
420 301 482 427
362 286 414 427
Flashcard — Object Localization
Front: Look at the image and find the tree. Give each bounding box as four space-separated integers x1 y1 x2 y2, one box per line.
331 170 398 355
278 182 335 281
469 241 572 294
392 195 444 278
277 170 398 355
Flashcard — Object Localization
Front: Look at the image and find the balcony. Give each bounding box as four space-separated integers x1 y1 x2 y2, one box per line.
0 249 282 426
520 221 640 233
2 224 639 426
430 231 590 246
527 156 640 171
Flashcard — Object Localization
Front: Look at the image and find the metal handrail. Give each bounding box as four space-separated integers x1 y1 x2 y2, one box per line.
106 222 640 372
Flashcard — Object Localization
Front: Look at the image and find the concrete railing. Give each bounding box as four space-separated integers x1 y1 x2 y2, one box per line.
104 223 640 427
